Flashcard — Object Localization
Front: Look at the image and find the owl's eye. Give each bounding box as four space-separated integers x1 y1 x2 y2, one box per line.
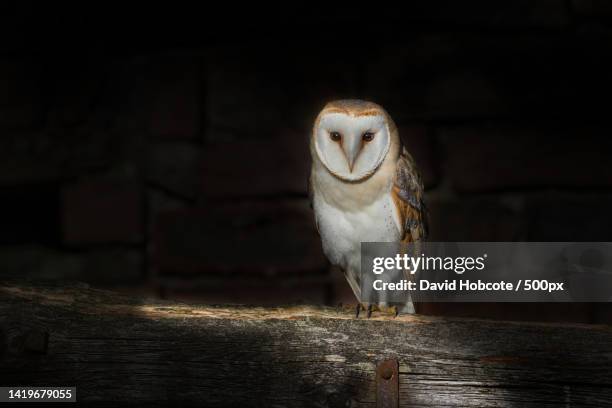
362 131 375 142
329 131 342 142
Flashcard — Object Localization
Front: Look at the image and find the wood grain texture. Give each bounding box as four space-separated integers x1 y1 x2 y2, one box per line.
0 282 611 407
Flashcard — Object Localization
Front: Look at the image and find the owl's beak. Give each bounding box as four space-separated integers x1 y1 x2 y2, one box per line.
343 137 362 173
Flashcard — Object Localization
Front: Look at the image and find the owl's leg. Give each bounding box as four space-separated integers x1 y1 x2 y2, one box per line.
390 305 399 317
354 303 368 318
340 268 369 318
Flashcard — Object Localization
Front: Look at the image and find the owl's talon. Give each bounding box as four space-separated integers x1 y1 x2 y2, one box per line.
347 303 400 318
348 303 399 318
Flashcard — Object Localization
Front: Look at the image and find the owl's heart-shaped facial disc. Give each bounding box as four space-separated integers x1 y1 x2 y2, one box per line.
314 113 391 181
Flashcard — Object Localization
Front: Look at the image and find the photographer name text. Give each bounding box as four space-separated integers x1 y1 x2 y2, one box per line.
373 279 565 293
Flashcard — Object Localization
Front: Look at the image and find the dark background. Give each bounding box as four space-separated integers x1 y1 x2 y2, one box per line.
1 2 611 322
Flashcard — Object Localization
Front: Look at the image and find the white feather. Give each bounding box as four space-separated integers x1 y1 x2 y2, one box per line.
313 188 401 299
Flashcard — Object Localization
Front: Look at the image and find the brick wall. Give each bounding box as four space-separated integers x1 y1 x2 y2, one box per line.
0 2 611 320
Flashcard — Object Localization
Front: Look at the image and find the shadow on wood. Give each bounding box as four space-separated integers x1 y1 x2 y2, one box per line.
0 282 611 407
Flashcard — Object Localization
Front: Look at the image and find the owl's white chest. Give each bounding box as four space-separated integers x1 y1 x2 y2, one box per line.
313 192 401 270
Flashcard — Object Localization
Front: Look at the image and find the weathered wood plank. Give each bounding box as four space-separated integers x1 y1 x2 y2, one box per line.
0 282 611 407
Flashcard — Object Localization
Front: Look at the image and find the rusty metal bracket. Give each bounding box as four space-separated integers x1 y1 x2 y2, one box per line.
376 358 399 408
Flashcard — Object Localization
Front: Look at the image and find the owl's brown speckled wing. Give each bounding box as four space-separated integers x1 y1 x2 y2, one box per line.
391 147 428 243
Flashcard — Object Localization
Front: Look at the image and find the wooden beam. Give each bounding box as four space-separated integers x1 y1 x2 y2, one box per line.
1 282 611 407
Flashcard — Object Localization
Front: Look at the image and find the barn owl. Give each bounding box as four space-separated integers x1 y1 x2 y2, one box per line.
309 100 427 317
